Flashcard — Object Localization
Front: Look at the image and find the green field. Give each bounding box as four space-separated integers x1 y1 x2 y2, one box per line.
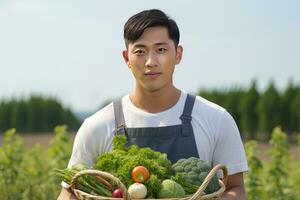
0 125 299 200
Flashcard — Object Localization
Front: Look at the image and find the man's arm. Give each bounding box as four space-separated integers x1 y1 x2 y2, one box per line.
57 188 78 200
221 172 246 200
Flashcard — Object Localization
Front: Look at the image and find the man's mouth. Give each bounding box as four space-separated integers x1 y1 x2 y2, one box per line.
144 72 161 78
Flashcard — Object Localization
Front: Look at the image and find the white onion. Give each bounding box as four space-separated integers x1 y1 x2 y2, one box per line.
128 183 147 199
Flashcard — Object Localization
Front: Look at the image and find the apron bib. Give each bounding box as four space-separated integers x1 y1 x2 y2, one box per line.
113 94 199 163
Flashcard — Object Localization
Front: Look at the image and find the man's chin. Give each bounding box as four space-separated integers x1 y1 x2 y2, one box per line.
144 85 162 93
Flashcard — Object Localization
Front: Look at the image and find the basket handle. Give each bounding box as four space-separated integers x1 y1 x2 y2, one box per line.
70 169 131 200
188 164 228 200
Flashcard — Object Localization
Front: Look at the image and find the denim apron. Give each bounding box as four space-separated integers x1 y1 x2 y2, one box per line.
113 94 199 163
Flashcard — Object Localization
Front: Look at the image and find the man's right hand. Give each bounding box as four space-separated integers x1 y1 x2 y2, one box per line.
57 188 77 200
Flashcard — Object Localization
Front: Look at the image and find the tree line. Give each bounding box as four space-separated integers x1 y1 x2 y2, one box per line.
0 96 80 133
1 80 300 138
198 80 300 140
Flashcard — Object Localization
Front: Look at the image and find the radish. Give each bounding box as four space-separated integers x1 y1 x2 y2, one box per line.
112 188 123 198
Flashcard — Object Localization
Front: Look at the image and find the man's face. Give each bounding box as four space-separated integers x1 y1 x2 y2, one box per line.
122 26 183 93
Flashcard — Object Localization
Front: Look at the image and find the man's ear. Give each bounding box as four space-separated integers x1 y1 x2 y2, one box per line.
175 45 183 64
122 50 131 68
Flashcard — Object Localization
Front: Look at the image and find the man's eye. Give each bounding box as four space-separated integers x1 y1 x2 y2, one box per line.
158 48 167 53
134 50 144 55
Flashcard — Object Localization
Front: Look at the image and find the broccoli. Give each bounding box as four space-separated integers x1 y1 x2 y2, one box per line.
171 157 220 194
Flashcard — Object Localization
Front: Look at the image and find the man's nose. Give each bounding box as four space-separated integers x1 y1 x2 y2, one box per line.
145 52 158 67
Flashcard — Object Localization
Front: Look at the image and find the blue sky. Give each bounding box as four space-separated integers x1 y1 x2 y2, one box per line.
0 0 299 112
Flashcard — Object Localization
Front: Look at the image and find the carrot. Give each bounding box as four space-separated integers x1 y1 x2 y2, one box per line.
95 175 114 191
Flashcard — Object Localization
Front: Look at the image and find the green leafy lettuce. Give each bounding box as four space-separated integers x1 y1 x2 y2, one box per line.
95 135 173 198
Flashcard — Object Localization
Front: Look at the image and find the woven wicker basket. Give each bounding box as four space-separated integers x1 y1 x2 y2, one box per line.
70 164 228 200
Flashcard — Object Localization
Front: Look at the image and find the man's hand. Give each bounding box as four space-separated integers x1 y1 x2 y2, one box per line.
57 188 77 200
221 172 246 200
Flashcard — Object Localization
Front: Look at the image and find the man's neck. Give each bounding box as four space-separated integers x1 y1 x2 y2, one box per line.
130 86 181 113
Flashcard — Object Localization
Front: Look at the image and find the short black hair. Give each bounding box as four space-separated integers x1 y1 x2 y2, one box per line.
124 9 180 48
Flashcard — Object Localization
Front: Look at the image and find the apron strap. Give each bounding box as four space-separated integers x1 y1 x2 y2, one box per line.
113 99 126 135
180 94 196 137
113 93 196 136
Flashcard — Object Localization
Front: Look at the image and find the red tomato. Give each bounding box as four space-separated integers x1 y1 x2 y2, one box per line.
131 166 150 183
112 188 123 198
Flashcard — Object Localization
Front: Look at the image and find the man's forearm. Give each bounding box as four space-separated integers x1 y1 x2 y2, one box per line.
57 188 77 200
221 185 246 200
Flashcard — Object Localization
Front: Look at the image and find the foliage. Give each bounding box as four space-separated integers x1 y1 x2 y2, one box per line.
239 80 259 138
256 82 282 134
0 125 300 199
244 140 263 200
244 127 300 200
281 79 297 133
198 80 300 139
0 129 24 199
265 126 296 200
0 125 72 200
0 95 80 132
1 80 300 137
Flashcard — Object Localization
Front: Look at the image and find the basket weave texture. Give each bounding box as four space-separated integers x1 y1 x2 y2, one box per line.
70 164 228 200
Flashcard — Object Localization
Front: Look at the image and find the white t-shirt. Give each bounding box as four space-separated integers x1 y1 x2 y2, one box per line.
68 90 248 176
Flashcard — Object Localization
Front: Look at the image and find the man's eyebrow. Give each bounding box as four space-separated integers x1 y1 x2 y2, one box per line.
132 42 169 49
132 44 146 48
154 42 169 46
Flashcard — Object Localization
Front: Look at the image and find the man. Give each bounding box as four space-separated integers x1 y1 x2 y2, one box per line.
58 9 248 200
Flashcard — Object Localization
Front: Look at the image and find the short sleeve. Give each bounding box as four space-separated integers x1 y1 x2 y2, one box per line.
212 111 248 175
67 119 100 168
61 119 101 189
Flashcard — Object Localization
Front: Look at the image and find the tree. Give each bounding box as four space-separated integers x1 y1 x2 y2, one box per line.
223 87 245 131
0 100 12 132
4 95 82 133
198 89 227 107
26 96 46 132
10 99 27 132
44 98 63 131
281 79 297 134
290 89 300 133
239 80 260 139
256 81 281 139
